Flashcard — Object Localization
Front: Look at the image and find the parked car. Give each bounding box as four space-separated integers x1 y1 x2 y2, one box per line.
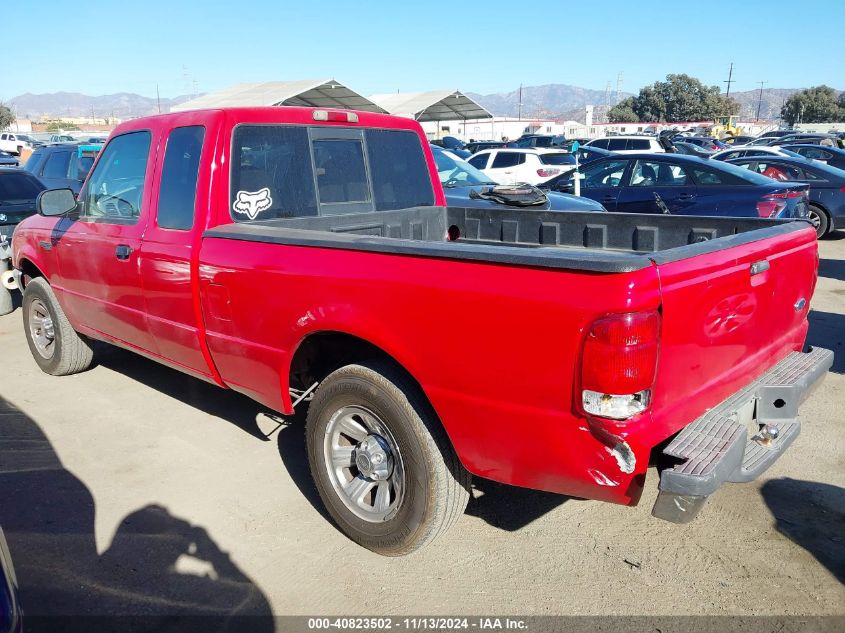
710 146 804 162
49 134 75 142
464 140 507 154
744 137 783 147
560 138 590 151
0 133 42 156
467 148 576 185
540 153 811 220
0 169 46 237
759 130 794 138
430 136 471 158
0 152 18 168
721 135 756 145
0 527 22 633
572 145 617 165
507 134 566 149
11 107 831 556
23 143 101 193
783 144 845 170
584 135 666 153
678 136 728 151
671 141 715 158
771 134 843 149
726 155 845 237
431 145 604 212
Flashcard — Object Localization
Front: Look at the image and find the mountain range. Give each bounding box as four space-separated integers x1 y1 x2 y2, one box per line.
4 85 830 123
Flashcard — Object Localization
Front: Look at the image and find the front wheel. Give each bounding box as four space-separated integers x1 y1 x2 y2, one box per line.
808 205 830 239
305 361 470 555
22 277 94 375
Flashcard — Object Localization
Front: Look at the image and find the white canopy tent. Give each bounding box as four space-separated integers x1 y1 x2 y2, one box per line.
171 79 387 113
367 90 493 122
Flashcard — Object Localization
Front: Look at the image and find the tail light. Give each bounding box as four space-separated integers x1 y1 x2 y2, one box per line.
757 190 805 217
537 168 561 178
580 311 660 420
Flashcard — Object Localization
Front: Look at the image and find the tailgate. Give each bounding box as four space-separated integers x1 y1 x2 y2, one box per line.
647 222 819 441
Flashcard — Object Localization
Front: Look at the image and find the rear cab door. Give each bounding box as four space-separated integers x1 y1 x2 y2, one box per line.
140 112 219 378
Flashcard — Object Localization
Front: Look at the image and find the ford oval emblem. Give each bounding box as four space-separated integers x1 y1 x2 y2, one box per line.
794 298 806 311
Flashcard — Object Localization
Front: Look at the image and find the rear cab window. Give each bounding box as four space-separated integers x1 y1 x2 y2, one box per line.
229 125 434 221
157 126 205 230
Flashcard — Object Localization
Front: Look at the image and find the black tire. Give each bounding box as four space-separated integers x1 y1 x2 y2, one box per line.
305 361 470 556
22 277 93 376
809 205 830 239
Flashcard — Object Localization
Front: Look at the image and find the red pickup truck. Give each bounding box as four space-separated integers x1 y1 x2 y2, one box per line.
11 107 833 555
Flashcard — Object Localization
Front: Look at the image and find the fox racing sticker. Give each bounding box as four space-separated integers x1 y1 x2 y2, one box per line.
233 188 272 220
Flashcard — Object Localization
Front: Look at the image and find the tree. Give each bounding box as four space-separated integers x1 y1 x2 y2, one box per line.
0 103 14 131
781 85 845 125
46 121 81 132
606 97 638 122
612 74 740 123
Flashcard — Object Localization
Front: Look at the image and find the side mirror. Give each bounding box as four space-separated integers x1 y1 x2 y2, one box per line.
556 182 575 193
37 189 77 217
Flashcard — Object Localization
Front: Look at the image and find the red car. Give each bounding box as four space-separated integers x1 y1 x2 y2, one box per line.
11 107 832 555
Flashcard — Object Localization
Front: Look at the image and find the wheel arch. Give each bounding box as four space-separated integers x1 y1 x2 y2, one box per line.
285 330 455 445
17 257 46 287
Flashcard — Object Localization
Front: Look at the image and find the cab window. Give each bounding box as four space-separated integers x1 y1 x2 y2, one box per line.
81 131 151 224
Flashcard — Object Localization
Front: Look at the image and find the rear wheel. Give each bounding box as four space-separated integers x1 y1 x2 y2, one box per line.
305 361 470 555
808 205 830 239
22 277 93 375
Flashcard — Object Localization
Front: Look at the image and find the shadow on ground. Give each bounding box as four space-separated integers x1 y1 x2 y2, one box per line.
806 310 845 374
818 258 845 283
0 395 274 633
760 478 845 584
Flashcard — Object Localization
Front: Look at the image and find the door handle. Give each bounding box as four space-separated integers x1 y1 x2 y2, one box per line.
115 244 132 260
601 196 616 202
679 193 696 200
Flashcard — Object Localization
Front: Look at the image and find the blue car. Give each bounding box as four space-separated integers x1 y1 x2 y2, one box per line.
431 145 605 212
23 143 101 194
782 144 845 171
572 145 616 165
540 153 810 220
726 155 845 237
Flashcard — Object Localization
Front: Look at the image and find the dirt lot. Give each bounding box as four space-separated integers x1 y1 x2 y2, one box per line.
1 236 843 620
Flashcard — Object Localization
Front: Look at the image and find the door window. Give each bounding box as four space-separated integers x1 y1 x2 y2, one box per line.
582 159 628 188
42 151 73 179
157 126 205 230
364 129 434 211
81 131 151 224
627 139 652 151
467 154 489 169
630 160 689 186
491 152 524 169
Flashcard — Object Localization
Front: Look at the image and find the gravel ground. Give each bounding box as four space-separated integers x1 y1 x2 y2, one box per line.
0 235 843 621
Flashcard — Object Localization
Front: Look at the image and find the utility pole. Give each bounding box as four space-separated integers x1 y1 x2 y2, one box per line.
723 62 735 98
156 84 161 114
518 84 523 121
615 72 623 105
755 80 767 121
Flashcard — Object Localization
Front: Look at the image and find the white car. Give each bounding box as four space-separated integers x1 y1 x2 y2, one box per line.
466 148 576 185
0 132 38 156
584 136 666 154
710 146 806 162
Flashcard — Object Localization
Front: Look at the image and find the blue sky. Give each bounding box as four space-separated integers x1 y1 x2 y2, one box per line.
3 0 844 101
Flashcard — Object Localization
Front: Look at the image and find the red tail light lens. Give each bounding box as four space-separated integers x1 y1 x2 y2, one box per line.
757 190 803 217
313 110 359 123
581 311 660 420
537 168 561 178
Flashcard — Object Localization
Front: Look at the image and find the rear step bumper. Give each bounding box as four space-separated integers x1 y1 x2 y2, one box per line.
652 347 833 523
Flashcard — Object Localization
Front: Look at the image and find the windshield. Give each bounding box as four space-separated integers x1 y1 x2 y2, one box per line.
432 148 496 187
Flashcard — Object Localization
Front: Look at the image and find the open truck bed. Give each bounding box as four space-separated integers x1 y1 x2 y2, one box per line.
205 207 809 273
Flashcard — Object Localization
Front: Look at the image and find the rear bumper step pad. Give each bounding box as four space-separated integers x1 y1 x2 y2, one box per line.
652 346 833 523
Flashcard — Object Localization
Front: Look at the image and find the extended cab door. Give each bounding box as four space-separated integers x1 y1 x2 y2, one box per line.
53 130 158 353
139 122 212 377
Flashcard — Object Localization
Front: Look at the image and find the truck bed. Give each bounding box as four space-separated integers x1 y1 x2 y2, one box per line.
204 207 809 273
